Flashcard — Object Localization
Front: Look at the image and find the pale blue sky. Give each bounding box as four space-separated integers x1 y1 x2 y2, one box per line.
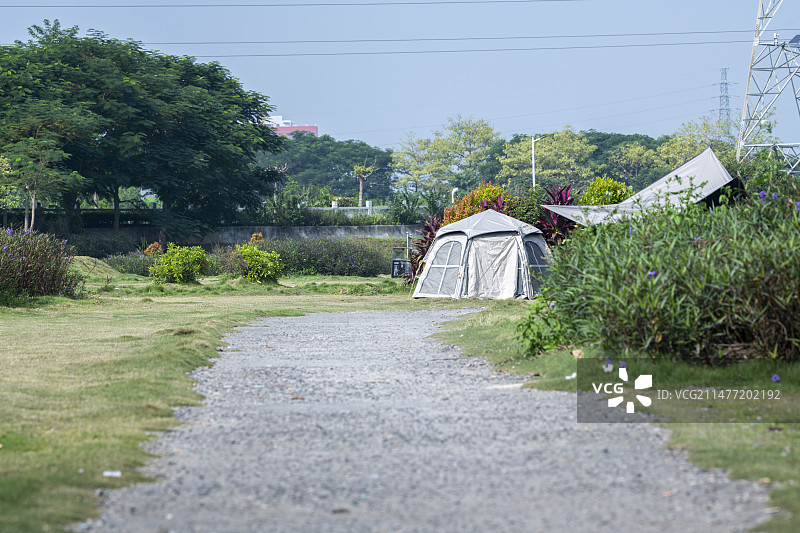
2 0 799 149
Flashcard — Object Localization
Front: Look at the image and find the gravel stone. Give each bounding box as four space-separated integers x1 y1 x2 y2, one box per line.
81 309 770 532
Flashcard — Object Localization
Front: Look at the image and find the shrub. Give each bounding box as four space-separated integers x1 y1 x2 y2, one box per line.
208 245 246 277
531 191 800 363
235 244 283 283
0 229 83 300
442 182 506 226
516 298 566 356
405 215 442 285
149 243 208 283
103 252 156 276
505 187 544 227
390 190 424 225
143 241 162 255
580 174 634 206
64 232 137 258
257 238 386 277
332 196 356 207
538 184 579 246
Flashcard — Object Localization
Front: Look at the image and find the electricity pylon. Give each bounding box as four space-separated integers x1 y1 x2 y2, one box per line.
736 0 800 172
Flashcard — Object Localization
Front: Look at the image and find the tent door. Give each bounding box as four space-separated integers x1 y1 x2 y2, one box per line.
464 234 520 300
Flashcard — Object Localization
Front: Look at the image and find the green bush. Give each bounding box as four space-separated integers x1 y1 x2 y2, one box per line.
526 191 800 363
65 232 138 258
149 243 208 283
505 186 545 226
257 238 387 276
0 229 83 301
102 252 156 276
580 174 634 206
235 244 283 283
515 297 565 356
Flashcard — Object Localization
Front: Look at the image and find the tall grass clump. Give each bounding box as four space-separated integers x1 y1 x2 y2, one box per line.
529 189 800 363
256 238 386 276
0 229 83 301
63 232 137 258
103 252 156 276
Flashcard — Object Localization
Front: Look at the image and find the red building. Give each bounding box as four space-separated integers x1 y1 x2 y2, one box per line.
264 115 318 137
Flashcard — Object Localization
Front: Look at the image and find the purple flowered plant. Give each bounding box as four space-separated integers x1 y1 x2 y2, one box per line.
759 191 767 198
771 374 781 383
647 270 657 277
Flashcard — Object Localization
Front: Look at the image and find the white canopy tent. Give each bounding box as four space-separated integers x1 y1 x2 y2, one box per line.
412 210 549 300
542 147 735 225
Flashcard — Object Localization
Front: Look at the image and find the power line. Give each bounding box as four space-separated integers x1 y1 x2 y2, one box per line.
3 29 776 48
192 39 750 57
0 0 582 8
139 29 768 46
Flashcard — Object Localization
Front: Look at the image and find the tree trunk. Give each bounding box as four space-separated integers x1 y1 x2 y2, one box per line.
113 187 121 231
23 195 30 232
358 177 364 207
29 189 37 232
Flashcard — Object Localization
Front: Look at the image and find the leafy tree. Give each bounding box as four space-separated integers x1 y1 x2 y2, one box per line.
257 132 393 201
607 141 658 189
656 115 768 170
392 116 500 192
0 20 284 234
476 137 509 184
392 133 448 192
534 127 597 190
0 96 93 230
437 115 501 190
580 130 662 174
498 127 597 192
344 159 377 207
0 156 15 226
2 138 82 231
496 134 535 193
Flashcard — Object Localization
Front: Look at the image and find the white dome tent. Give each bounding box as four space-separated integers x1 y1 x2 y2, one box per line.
412 209 550 300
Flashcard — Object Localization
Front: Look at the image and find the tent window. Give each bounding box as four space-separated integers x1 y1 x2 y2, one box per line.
420 241 463 295
524 241 548 292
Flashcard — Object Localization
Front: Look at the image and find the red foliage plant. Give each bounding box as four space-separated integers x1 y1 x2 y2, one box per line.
442 182 506 226
538 184 579 246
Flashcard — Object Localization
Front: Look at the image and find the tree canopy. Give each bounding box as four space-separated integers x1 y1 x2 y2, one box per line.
0 20 284 232
256 132 394 201
392 116 500 193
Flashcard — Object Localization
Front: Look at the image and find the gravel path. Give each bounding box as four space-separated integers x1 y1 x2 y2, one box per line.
81 309 769 533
